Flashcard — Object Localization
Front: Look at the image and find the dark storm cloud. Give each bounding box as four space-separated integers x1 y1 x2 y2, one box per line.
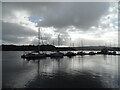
3 2 109 29
2 21 37 44
37 2 110 29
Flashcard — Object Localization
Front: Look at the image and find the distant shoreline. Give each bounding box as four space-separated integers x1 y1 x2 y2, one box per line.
1 45 120 51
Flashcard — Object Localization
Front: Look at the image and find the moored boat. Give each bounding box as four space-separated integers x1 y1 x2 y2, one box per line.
88 52 96 55
65 51 76 56
77 51 86 55
21 27 47 59
50 51 64 57
21 51 46 59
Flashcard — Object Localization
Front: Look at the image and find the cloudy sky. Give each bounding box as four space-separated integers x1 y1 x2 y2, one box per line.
2 2 118 47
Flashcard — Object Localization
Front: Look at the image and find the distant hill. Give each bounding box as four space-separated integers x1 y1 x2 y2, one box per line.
1 44 56 51
1 45 120 51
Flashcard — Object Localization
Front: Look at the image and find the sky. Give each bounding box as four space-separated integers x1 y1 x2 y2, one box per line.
2 2 119 47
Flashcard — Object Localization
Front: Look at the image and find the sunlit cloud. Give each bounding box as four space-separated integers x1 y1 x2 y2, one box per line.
2 2 118 46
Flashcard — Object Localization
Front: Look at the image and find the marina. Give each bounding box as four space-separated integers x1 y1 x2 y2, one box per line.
21 49 120 60
2 2 119 89
20 26 120 59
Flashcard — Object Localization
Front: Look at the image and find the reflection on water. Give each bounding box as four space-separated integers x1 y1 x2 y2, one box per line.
2 51 118 88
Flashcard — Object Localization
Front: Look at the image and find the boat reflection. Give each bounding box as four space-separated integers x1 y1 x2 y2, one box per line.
23 57 105 88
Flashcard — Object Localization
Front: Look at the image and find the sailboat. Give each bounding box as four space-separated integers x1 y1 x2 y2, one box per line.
50 34 64 58
65 51 76 57
21 27 46 59
77 40 86 55
50 51 64 58
112 41 116 55
65 38 76 57
108 41 116 55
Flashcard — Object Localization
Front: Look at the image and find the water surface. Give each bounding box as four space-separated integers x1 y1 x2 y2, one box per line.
2 51 118 88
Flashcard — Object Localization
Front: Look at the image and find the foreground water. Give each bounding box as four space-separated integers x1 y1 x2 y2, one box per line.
2 51 119 88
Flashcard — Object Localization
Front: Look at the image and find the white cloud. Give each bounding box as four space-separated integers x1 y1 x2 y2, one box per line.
2 2 118 46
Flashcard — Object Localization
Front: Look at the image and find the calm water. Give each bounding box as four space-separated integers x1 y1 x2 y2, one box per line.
2 51 119 88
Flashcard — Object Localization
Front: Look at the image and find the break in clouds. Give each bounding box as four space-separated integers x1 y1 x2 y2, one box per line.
2 2 118 46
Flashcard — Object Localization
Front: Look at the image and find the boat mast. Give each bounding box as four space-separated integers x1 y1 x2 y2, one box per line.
58 34 60 46
38 27 40 52
73 43 74 47
53 40 54 46
81 40 83 51
69 37 71 47
110 40 111 51
41 30 44 45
